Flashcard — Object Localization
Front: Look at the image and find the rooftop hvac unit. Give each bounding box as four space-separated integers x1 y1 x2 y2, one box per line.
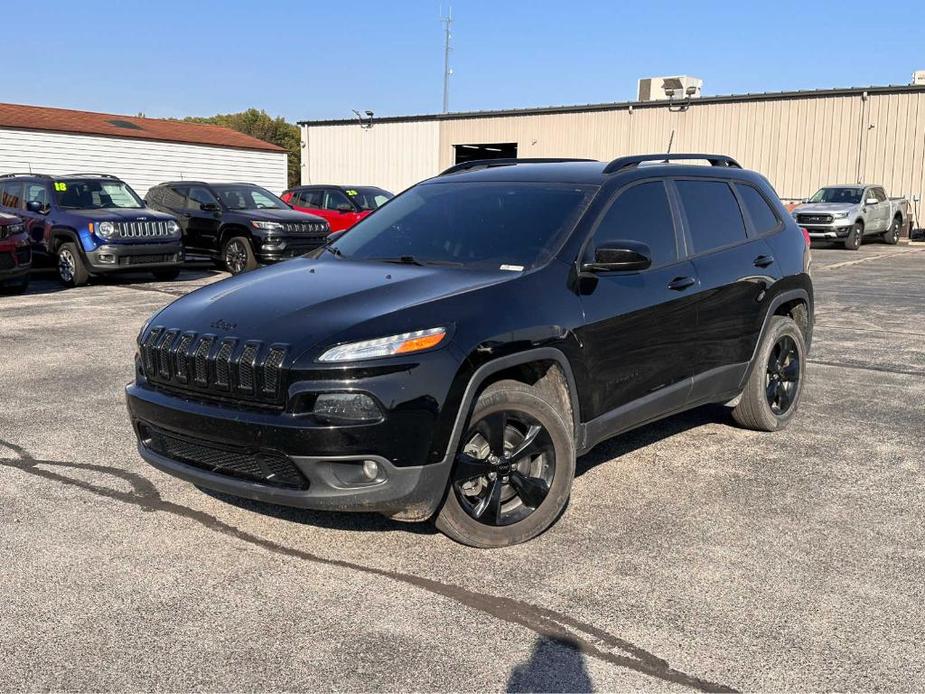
913 70 925 86
637 76 703 102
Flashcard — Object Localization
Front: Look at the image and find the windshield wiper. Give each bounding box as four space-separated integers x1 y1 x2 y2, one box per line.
367 255 464 267
322 244 342 258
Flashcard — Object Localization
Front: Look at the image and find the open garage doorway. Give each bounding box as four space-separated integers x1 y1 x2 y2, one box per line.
453 142 517 165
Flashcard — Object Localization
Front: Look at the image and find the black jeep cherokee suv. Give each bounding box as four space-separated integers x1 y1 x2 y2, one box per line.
127 154 813 548
145 181 329 274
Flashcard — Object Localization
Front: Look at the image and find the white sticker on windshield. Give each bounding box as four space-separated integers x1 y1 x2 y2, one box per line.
500 264 524 272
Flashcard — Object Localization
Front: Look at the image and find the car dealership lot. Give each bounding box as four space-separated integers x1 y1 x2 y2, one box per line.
1 246 923 691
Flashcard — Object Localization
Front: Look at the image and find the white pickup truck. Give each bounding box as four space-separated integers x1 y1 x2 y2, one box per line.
791 185 911 250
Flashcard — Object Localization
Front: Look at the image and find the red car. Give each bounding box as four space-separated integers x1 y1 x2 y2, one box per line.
281 185 393 232
0 211 31 294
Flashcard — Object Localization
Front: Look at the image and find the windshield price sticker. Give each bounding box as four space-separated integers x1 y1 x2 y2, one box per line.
345 189 359 196
54 182 67 191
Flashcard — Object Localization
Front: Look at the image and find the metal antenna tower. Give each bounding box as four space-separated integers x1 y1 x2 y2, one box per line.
441 6 453 113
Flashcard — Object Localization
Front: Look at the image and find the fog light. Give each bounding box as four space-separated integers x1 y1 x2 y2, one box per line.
98 253 115 264
362 459 379 481
313 392 382 424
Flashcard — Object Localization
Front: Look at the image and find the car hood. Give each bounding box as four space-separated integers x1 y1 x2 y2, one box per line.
233 208 326 223
794 202 858 214
146 256 513 351
74 208 177 222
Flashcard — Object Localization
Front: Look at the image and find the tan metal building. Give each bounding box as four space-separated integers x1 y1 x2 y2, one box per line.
299 84 925 222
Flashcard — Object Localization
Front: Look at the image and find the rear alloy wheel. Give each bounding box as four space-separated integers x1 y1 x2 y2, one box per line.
882 218 901 245
732 315 806 431
57 242 90 287
844 222 863 250
222 236 257 275
435 380 575 548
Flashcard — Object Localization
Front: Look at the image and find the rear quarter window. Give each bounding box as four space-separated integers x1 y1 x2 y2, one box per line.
735 183 780 235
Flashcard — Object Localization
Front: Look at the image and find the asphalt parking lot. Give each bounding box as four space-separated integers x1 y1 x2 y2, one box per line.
1 244 923 692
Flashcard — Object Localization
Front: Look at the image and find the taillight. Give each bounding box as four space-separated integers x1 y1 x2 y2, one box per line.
801 227 811 246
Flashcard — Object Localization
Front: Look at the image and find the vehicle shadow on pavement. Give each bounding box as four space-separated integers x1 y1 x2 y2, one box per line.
14 266 224 296
198 487 439 536
507 636 594 693
576 404 733 478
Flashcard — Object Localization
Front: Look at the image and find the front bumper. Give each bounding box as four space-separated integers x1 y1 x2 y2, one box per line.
0 244 31 283
86 241 184 272
125 383 453 520
255 235 327 264
804 223 853 240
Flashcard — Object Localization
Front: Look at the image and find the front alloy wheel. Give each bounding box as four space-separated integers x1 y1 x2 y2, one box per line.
435 380 576 548
224 239 250 274
58 248 75 283
453 410 556 526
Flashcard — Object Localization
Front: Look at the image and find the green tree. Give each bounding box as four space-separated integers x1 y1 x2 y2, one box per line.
184 109 300 188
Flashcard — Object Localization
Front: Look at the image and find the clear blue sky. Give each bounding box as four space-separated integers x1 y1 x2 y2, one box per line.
5 0 924 122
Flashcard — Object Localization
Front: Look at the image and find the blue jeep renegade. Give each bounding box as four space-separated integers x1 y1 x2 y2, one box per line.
0 173 184 287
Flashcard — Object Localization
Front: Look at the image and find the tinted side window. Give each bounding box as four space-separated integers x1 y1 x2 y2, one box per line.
590 181 677 267
303 190 324 207
161 186 188 209
735 184 779 234
187 185 218 208
25 183 49 208
676 180 747 254
323 189 352 210
872 187 887 202
1 181 24 209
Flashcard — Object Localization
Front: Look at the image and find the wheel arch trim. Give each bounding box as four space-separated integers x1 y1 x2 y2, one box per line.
439 347 582 467
741 287 813 388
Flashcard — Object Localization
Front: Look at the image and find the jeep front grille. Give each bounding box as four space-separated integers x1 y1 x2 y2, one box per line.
283 222 327 234
141 326 289 407
115 220 175 238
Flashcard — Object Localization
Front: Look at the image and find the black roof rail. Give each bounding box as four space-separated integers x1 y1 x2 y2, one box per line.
603 153 742 174
439 157 596 176
0 172 52 179
64 172 120 179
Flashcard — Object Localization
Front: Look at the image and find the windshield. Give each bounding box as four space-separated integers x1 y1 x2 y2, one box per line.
54 179 144 210
345 187 393 211
809 187 863 204
212 184 288 210
330 181 596 270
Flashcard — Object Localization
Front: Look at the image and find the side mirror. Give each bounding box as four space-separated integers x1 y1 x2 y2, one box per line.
336 203 353 213
26 200 47 214
582 241 652 273
200 202 221 213
865 197 878 205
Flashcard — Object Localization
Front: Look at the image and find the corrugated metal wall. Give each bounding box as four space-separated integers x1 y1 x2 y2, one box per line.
301 120 439 194
303 89 925 214
0 129 288 195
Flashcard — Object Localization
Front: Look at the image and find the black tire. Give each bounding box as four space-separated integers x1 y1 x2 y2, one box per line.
435 380 576 548
152 268 181 281
882 217 901 245
222 236 257 275
732 316 806 432
844 222 863 250
57 242 90 287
